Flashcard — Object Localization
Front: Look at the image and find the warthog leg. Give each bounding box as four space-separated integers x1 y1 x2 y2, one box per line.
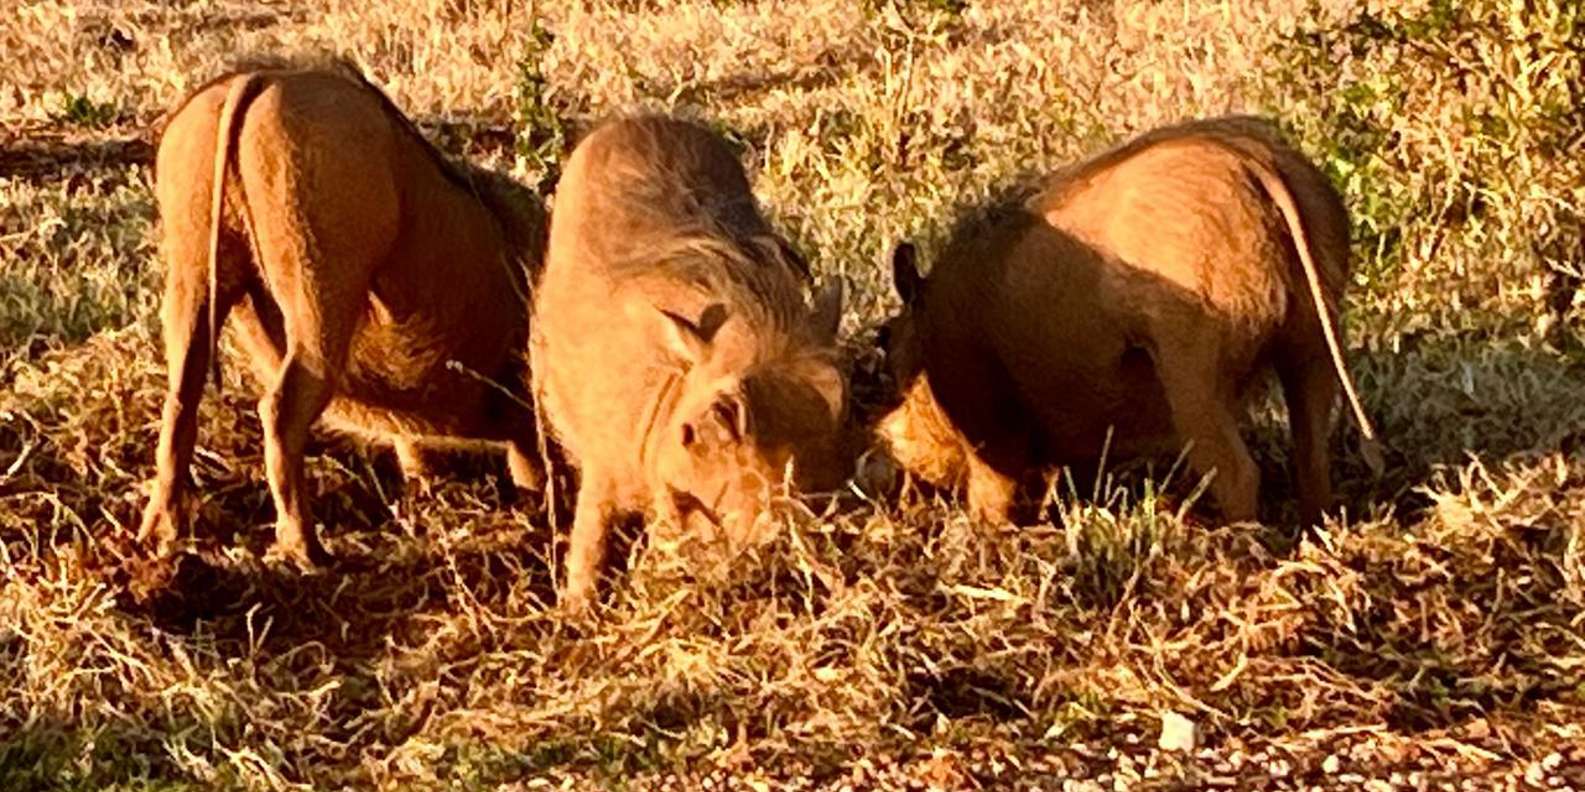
965 453 1020 525
242 86 397 567
260 351 336 569
253 241 367 571
1156 340 1259 523
141 284 241 552
928 351 1030 524
563 471 616 610
140 183 249 553
1278 349 1338 528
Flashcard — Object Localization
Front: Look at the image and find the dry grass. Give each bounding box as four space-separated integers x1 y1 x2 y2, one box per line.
3 0 1584 788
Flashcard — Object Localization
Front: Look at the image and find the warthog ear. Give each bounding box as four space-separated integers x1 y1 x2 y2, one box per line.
751 236 812 281
809 279 844 342
804 360 846 425
658 303 729 365
776 238 812 281
891 241 921 304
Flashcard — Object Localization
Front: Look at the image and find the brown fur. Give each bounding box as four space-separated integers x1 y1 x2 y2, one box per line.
879 115 1378 526
141 60 549 567
532 115 848 608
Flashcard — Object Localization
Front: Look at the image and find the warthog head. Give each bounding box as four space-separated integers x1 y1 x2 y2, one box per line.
648 281 850 548
874 241 970 490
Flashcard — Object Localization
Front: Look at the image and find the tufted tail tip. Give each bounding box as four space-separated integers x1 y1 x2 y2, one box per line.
1359 435 1386 480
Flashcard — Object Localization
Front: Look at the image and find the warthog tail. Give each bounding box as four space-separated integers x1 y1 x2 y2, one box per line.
1246 157 1385 474
206 73 267 390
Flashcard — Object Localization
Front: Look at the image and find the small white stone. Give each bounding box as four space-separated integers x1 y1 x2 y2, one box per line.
1526 763 1547 786
1157 712 1199 752
1322 754 1341 774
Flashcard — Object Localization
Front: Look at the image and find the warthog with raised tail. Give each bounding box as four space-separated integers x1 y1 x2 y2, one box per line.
879 115 1380 526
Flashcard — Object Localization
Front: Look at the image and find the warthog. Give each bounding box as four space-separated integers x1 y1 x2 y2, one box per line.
533 115 849 607
879 115 1380 526
141 60 547 567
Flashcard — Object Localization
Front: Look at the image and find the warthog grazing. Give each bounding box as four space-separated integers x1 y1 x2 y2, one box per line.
533 116 850 607
879 116 1380 526
141 60 547 567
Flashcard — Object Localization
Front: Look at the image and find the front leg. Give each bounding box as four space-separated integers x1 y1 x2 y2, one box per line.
1154 340 1259 524
563 469 616 611
950 383 1032 525
966 453 1019 524
964 431 1027 525
918 342 1032 525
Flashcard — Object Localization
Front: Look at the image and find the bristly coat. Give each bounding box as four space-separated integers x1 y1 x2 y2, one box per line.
532 115 849 608
142 58 548 566
879 115 1380 526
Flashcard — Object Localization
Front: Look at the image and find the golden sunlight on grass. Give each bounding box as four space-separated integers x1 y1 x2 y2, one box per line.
2 0 1582 788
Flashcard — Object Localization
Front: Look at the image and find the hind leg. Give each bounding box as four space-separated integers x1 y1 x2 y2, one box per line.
259 346 343 568
237 91 399 567
1155 344 1259 523
252 236 377 568
254 243 374 568
140 199 249 553
140 283 239 552
248 230 376 568
1278 353 1337 527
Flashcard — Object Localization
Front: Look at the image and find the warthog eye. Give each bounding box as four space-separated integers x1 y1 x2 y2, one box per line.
711 399 745 443
680 422 697 447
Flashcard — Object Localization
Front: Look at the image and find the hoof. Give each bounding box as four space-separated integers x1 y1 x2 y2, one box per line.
558 579 598 616
137 501 186 557
404 475 436 500
265 534 333 572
